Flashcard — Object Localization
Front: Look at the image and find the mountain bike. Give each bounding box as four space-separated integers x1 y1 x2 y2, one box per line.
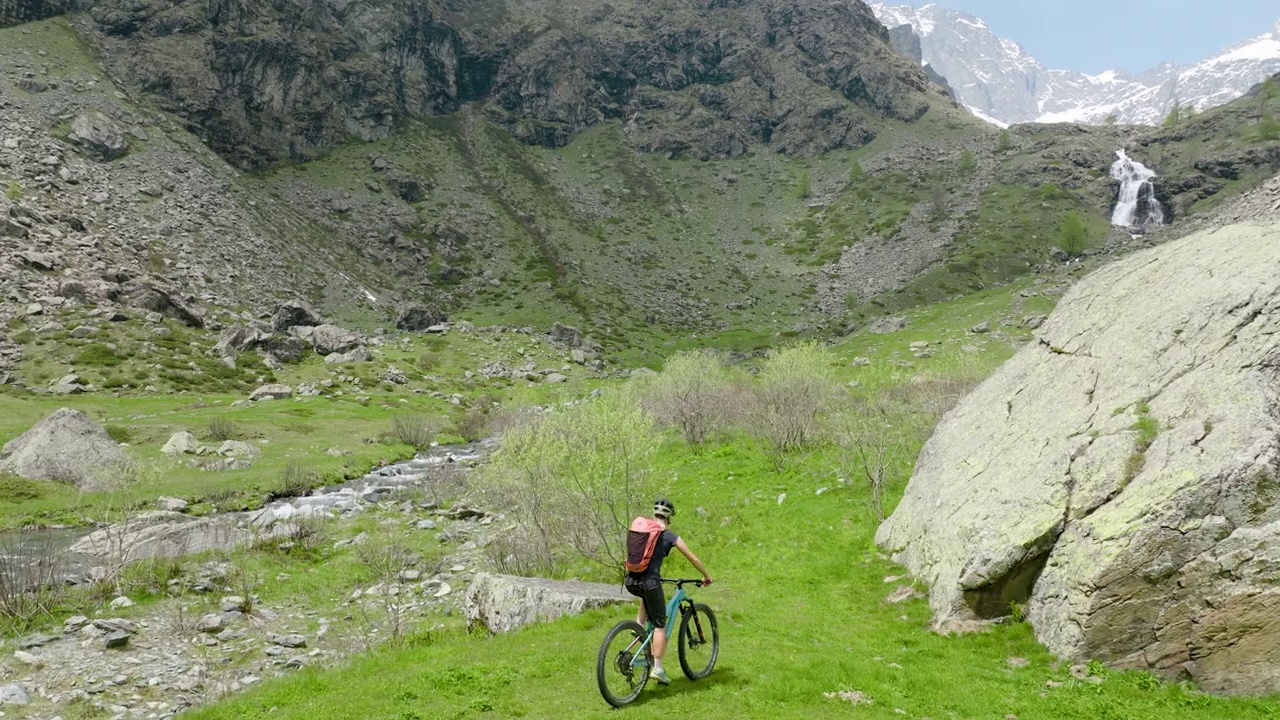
596 578 719 708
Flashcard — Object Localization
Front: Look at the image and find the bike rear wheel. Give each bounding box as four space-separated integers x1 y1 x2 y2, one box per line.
597 620 651 707
678 603 719 680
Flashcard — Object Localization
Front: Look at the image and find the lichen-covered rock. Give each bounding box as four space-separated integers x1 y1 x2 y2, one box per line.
464 573 632 634
876 218 1280 694
0 408 128 490
160 431 201 457
249 384 292 401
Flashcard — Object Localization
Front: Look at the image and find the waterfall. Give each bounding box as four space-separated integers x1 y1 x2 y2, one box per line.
1110 150 1165 229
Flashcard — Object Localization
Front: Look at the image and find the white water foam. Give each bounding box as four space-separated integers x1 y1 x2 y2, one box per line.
1110 150 1165 228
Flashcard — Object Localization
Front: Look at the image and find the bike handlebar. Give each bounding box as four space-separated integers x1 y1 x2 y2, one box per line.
661 578 705 588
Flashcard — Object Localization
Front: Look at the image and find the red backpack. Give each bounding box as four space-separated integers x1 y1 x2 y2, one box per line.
624 517 665 573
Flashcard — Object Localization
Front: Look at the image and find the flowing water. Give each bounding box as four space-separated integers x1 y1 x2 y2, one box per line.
0 441 495 581
1110 149 1165 228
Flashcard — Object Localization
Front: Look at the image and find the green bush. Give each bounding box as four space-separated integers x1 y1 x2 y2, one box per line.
996 131 1012 153
1256 112 1280 142
0 474 48 502
4 181 21 202
104 425 133 444
74 344 123 367
959 149 976 173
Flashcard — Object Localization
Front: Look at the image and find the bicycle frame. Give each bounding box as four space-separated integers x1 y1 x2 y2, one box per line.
627 585 691 668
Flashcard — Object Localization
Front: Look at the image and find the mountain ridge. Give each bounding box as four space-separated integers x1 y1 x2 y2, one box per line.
871 2 1280 126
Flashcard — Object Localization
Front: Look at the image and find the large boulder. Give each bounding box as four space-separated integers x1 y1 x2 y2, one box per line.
272 299 322 332
395 302 446 332
464 573 632 634
70 511 252 562
876 218 1280 695
68 112 129 160
310 324 361 355
0 408 128 490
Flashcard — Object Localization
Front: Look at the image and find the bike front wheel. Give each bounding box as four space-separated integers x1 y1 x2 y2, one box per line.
678 603 719 680
597 620 651 707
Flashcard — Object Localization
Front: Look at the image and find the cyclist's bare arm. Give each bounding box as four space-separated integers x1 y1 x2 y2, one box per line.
675 537 713 585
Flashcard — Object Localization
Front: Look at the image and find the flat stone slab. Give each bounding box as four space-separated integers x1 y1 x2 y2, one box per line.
464 573 632 634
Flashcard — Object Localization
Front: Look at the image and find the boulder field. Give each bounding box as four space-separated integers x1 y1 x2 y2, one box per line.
877 213 1280 694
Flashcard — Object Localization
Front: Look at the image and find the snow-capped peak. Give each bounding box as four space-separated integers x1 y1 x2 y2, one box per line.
869 3 1280 127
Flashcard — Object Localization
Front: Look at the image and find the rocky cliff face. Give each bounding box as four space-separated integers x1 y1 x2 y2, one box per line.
876 178 1280 694
70 0 939 168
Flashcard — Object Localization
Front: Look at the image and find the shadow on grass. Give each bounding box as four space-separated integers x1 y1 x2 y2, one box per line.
629 667 744 707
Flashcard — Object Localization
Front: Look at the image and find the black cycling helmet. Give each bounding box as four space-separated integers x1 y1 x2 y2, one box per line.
653 498 675 519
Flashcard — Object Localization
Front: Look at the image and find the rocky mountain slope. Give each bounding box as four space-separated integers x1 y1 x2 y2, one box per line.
1 3 1279 392
871 3 1280 126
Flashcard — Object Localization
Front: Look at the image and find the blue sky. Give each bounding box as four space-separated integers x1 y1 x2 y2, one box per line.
932 1 1279 73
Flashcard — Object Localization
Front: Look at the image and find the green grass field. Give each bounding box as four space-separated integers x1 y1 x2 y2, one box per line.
167 287 1280 720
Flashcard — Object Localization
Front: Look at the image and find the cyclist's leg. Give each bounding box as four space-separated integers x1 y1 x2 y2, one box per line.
641 581 669 676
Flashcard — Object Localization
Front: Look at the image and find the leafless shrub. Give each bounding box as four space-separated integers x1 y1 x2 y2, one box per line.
639 349 743 446
391 414 436 450
207 417 237 442
481 390 657 575
0 536 67 630
272 462 318 500
746 343 844 470
253 518 328 557
836 408 904 522
423 464 470 508
354 539 419 646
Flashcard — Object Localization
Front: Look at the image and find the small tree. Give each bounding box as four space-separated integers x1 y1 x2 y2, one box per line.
796 171 812 200
1162 102 1182 128
850 160 864 181
1102 113 1119 126
1059 212 1087 257
1256 112 1280 142
1261 76 1279 103
959 149 976 174
996 130 1012 153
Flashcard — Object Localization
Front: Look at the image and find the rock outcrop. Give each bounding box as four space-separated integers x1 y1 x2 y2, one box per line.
70 511 252 563
464 573 632 634
877 216 1280 694
0 408 128 490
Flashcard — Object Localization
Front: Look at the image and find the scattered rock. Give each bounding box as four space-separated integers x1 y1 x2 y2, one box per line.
161 431 201 456
250 384 293 401
824 690 873 706
885 586 917 604
0 683 29 706
970 321 991 334
311 324 362 355
12 650 43 667
1007 657 1030 668
324 346 371 364
395 303 447 332
196 614 225 633
266 633 307 648
869 317 909 334
157 496 189 512
69 112 129 160
543 372 568 384
103 629 130 649
272 299 322 332
217 440 260 458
